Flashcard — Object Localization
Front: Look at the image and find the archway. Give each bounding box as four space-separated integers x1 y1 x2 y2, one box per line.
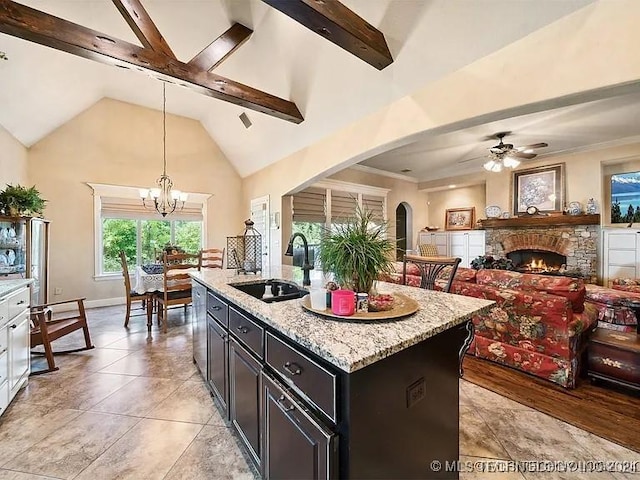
395 202 413 260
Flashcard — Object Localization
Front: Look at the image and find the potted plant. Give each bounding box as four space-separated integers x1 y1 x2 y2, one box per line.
0 184 47 217
318 206 395 294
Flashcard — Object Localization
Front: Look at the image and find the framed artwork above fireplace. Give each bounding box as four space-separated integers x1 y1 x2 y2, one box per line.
512 163 565 216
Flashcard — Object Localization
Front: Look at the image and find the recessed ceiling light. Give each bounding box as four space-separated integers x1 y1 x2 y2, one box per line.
401 169 412 173
523 149 534 154
448 184 456 189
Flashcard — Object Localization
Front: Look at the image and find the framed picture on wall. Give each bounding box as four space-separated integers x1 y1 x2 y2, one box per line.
445 207 475 230
512 163 565 215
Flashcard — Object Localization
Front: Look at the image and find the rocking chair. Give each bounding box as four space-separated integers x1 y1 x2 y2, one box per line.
29 297 94 375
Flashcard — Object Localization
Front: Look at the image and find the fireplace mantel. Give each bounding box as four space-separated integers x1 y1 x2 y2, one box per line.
480 214 600 229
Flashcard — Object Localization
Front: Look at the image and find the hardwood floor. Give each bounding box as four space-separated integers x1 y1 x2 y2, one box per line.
463 355 640 453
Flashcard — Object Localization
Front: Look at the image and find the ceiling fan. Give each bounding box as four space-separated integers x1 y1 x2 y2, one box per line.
482 131 548 172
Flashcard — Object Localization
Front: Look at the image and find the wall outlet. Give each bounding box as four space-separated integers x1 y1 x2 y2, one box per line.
406 378 426 408
54 288 62 295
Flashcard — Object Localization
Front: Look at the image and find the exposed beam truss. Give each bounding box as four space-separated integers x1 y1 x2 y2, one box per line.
188 23 252 71
262 0 393 70
0 0 303 123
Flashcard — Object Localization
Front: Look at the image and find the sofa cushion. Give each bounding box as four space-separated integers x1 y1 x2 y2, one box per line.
585 283 640 306
612 278 640 294
454 267 477 283
475 269 586 313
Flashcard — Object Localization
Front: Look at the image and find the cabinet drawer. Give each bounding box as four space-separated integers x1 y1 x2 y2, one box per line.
0 379 8 417
0 325 7 356
207 291 228 327
229 307 264 360
7 288 29 320
266 332 337 423
0 300 7 328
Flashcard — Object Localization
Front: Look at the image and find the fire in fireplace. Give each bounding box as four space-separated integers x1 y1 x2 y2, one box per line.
506 250 567 274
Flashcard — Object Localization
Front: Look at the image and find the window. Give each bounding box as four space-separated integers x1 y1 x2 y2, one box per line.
89 183 209 277
290 180 389 266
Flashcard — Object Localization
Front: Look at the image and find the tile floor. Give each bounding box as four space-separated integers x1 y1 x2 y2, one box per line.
0 305 639 480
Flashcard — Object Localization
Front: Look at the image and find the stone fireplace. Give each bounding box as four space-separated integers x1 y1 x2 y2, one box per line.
481 215 600 281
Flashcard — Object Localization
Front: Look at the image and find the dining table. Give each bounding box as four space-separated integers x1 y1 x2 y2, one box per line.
132 264 164 331
133 263 199 332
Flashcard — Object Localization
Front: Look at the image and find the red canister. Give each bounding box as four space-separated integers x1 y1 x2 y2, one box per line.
331 289 355 316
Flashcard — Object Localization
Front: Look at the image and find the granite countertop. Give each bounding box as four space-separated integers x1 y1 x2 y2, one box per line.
191 266 493 373
0 279 34 299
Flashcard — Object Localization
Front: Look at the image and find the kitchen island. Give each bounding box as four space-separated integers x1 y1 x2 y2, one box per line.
191 266 493 479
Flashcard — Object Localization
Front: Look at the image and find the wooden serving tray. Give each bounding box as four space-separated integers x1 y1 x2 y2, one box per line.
301 293 419 322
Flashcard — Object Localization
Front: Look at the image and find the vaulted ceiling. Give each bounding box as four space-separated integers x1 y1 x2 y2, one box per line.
0 0 594 178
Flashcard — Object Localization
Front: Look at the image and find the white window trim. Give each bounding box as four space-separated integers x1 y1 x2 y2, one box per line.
88 182 211 278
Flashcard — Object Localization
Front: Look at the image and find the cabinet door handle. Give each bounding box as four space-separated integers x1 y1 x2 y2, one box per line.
0 348 6 355
210 306 221 311
236 325 249 334
283 361 302 376
277 395 296 412
17 300 25 305
9 324 17 329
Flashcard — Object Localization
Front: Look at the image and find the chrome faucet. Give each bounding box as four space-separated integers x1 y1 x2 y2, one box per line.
284 233 313 286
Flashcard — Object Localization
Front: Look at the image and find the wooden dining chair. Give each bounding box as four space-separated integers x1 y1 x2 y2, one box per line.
156 251 202 333
119 250 148 327
201 247 224 269
403 254 462 293
29 298 94 375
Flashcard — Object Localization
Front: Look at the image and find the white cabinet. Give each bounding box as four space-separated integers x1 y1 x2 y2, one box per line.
417 231 485 268
417 232 448 256
0 284 30 417
602 229 640 286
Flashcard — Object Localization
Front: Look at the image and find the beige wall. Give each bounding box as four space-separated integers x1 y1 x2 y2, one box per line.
27 98 243 304
0 125 28 188
242 1 640 248
328 168 429 249
427 185 486 230
483 142 640 221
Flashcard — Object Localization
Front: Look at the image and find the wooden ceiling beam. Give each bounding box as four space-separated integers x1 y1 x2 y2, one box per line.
0 1 303 123
262 0 392 70
188 23 252 71
112 0 176 59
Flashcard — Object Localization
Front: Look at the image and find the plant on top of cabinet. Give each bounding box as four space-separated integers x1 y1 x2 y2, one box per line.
318 205 395 294
0 184 47 217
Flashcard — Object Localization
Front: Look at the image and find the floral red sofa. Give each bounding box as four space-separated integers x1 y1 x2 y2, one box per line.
584 279 640 333
381 263 598 388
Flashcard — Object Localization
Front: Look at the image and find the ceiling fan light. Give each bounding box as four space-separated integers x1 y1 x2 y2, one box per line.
484 160 503 172
503 157 520 168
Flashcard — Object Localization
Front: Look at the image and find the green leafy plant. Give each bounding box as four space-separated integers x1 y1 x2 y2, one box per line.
318 206 395 293
470 255 515 271
0 184 47 217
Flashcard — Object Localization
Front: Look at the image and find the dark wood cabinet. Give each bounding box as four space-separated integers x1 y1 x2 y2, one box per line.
261 371 336 480
207 314 229 417
192 281 207 376
229 337 261 468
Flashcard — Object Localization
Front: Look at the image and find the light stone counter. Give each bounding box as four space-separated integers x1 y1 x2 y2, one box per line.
191 266 493 373
0 279 34 299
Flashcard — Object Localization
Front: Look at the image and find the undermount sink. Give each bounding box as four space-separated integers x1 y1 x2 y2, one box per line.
229 279 309 303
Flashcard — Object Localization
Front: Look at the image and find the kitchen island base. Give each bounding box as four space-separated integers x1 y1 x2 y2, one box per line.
191 270 492 480
340 322 468 479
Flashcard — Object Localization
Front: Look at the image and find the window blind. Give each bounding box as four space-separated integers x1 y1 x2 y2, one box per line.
331 190 357 222
292 188 326 223
362 194 385 222
101 197 203 221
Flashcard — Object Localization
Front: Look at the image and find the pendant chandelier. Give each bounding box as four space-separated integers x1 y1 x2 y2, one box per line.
140 82 187 217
